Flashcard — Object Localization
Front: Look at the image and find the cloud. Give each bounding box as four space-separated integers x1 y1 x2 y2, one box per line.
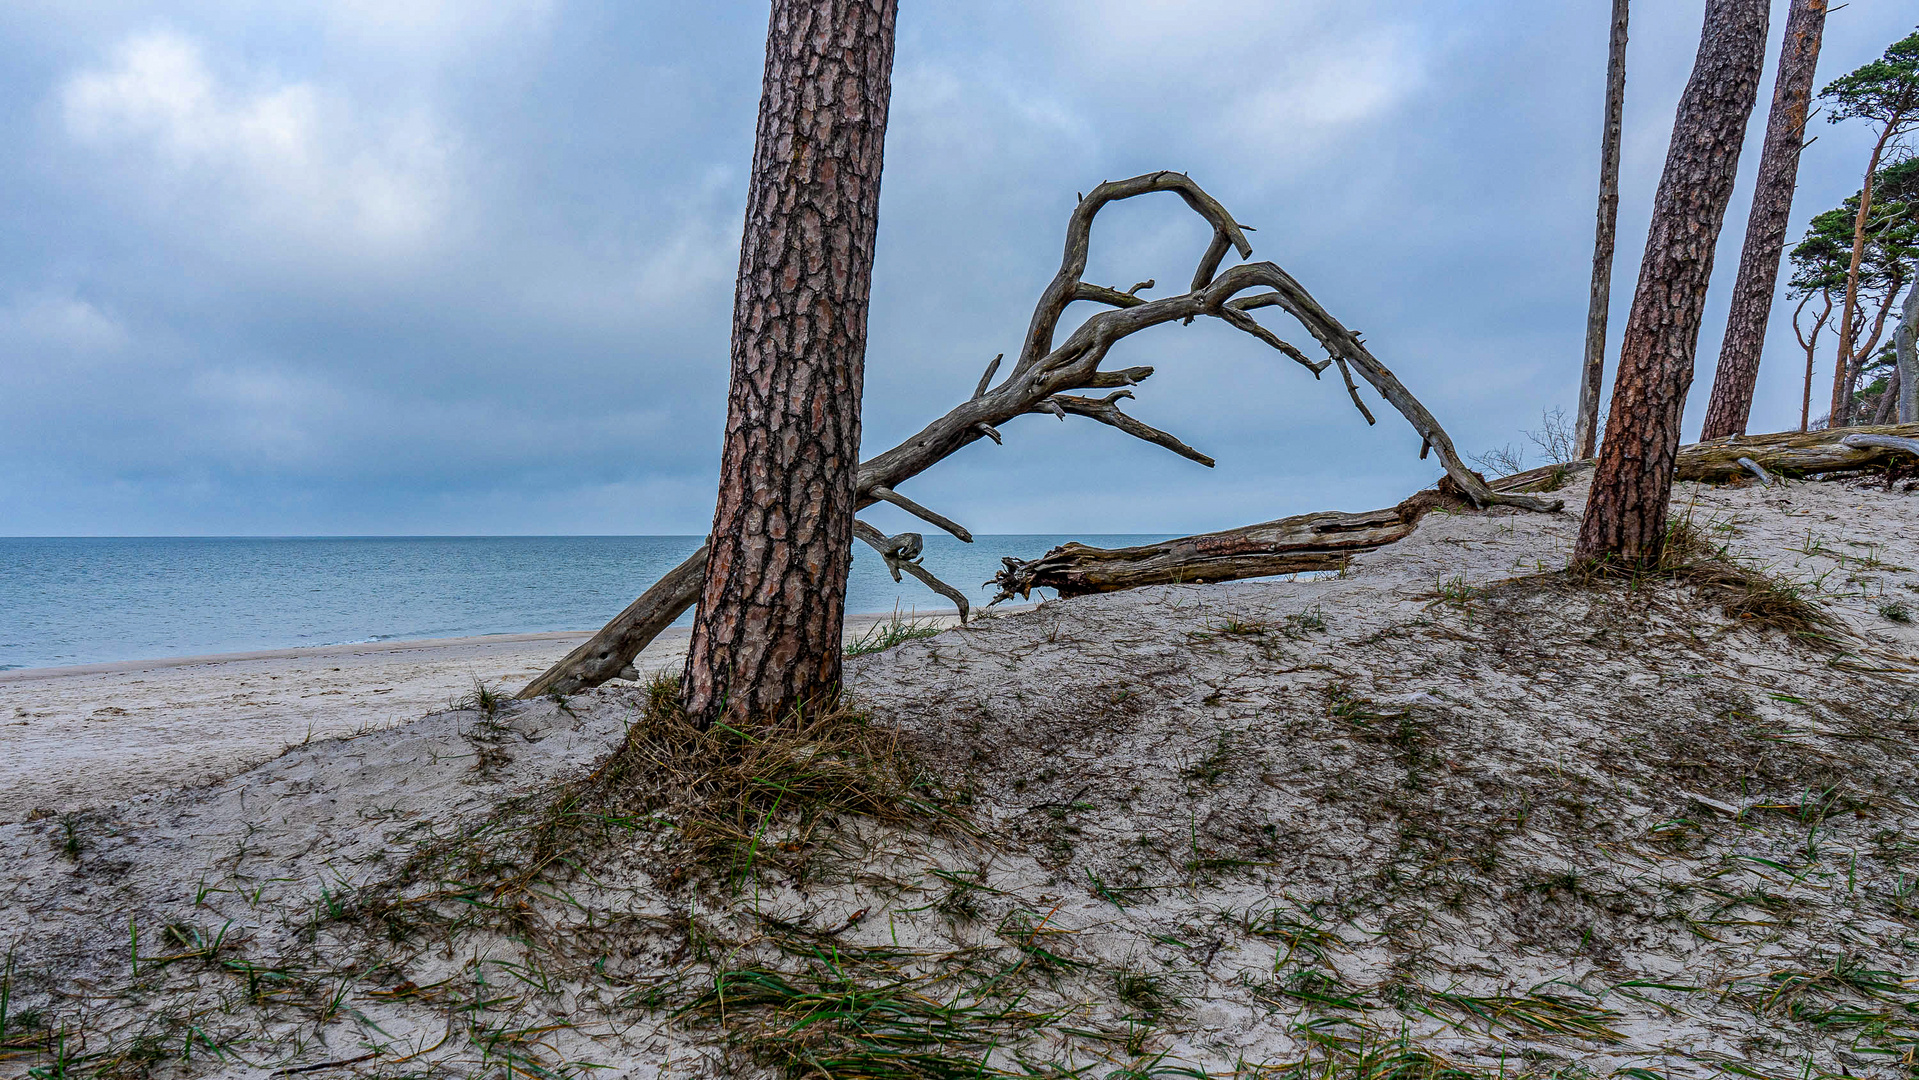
59 30 455 258
317 0 557 51
1042 1 1426 165
4 0 1918 539
0 293 129 355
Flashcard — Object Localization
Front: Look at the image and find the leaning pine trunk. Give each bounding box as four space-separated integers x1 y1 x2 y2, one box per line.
680 0 898 730
1576 0 1769 568
1829 128 1899 427
1575 0 1631 460
1699 0 1828 440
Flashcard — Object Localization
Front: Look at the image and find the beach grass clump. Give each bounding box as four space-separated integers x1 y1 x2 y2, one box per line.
1658 516 1836 641
1554 512 1837 645
679 954 1057 1079
454 678 504 717
845 611 946 657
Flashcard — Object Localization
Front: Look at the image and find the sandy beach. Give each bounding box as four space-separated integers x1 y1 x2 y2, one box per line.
0 610 959 824
5 474 1919 1078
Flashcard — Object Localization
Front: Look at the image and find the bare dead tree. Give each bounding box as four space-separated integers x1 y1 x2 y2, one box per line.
1700 0 1829 439
1794 290 1830 430
1576 0 1631 460
1843 269 1911 414
1795 288 1834 430
1873 367 1902 424
1575 0 1769 569
519 172 1559 699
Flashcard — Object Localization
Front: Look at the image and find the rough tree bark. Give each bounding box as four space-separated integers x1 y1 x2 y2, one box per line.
1898 279 1919 422
1700 0 1828 439
679 0 898 730
996 423 1919 601
1575 0 1769 569
518 173 1557 699
1576 0 1630 461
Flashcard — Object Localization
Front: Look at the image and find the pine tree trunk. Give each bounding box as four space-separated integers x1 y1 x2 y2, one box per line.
680 0 897 730
1829 127 1896 428
1699 0 1827 439
1576 0 1630 461
1574 0 1769 569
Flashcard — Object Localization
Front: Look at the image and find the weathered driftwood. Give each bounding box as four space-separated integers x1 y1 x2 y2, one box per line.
1839 431 1919 459
526 543 709 698
1736 457 1774 486
990 491 1457 600
1677 422 1919 480
992 423 1919 602
853 521 969 619
518 171 1557 698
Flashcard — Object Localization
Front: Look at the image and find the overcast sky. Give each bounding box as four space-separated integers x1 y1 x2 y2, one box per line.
0 1 1911 537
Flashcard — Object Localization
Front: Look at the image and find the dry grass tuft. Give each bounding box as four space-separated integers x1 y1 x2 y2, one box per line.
586 672 957 884
1561 513 1837 645
1658 516 1837 642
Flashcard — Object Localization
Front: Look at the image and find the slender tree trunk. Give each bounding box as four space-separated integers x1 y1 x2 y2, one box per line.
1872 367 1901 424
1829 125 1899 427
1699 0 1828 439
1576 0 1631 460
1898 278 1919 422
1843 278 1906 410
1575 0 1769 568
680 0 898 730
1797 289 1832 431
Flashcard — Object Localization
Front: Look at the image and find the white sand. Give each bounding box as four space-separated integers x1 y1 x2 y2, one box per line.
3 477 1918 1077
0 611 959 824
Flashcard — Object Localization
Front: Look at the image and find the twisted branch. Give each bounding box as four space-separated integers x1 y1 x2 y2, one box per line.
852 520 970 619
519 171 1555 697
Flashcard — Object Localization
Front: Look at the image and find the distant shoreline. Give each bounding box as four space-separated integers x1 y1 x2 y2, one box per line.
0 607 971 683
2 533 1088 674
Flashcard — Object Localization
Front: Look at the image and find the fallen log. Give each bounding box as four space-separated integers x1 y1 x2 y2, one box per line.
1676 422 1919 480
991 423 1919 602
990 490 1456 601
517 171 1561 698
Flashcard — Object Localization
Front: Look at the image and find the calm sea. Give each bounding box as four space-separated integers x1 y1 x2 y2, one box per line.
0 534 1169 671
